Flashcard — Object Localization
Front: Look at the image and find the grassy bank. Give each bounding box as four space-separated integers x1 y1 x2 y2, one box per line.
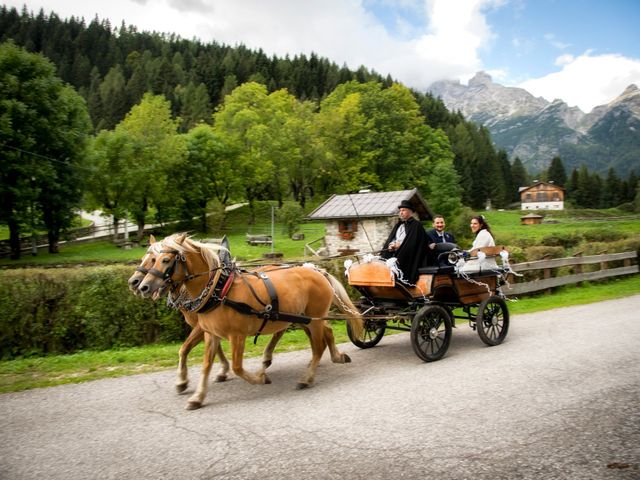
2 275 638 394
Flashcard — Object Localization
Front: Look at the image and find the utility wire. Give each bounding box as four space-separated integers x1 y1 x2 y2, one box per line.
1 143 98 173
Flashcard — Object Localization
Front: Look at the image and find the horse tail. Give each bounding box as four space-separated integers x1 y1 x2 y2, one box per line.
324 271 364 339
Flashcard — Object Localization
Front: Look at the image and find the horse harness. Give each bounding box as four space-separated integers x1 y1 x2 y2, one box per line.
141 249 312 341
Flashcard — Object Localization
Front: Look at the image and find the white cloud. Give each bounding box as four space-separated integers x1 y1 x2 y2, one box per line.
543 33 571 50
5 0 494 89
519 53 640 112
7 0 639 114
554 54 574 66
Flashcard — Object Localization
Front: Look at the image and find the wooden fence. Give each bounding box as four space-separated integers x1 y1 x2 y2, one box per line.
503 251 639 295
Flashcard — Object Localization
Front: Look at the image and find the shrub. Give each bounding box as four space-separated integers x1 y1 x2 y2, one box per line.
523 246 565 261
541 233 582 248
0 266 184 359
582 230 626 243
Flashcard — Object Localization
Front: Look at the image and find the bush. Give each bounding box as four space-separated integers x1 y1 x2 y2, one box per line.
541 233 582 248
582 230 626 243
523 246 565 261
277 202 304 238
0 266 184 359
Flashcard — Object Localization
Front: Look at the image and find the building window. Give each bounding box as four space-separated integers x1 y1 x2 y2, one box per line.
338 220 357 240
338 220 357 233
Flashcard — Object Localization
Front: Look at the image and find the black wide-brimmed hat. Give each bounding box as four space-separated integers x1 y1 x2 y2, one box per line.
397 200 415 211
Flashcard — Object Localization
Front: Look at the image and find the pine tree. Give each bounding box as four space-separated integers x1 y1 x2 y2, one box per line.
510 157 530 202
603 168 622 208
547 156 567 186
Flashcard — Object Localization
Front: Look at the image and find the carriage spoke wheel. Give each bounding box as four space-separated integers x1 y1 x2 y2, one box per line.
347 319 386 349
476 295 510 346
410 305 452 362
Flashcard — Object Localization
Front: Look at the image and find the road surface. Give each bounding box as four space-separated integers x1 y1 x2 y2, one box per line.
1 296 639 479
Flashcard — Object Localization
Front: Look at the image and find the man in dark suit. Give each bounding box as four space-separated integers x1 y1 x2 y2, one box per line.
425 214 456 266
426 214 456 246
381 200 428 284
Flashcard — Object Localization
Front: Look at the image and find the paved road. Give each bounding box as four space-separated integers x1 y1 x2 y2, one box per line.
1 296 639 480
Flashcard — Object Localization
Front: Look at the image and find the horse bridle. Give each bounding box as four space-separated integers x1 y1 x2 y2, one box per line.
142 246 233 311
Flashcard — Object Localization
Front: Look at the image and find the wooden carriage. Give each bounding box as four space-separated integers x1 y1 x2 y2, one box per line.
344 246 510 362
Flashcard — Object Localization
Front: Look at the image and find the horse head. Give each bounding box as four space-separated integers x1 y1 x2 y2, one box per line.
137 233 221 300
128 234 159 294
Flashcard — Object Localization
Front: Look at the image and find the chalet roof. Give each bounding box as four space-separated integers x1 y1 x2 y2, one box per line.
520 212 544 219
307 189 433 221
518 181 565 193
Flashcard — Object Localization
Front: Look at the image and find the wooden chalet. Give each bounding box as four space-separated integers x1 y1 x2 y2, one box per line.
306 189 433 256
519 181 565 210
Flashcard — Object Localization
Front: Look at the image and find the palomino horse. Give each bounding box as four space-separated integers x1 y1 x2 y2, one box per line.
128 236 228 392
138 233 363 410
128 236 293 393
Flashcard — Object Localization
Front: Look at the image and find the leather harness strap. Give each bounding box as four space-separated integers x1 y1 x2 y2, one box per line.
159 252 312 338
220 270 311 344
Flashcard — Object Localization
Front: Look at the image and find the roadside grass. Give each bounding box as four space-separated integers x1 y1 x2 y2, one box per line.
0 223 326 267
1 275 638 394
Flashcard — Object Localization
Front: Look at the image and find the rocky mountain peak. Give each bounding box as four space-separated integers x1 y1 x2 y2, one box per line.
468 71 493 87
427 73 640 176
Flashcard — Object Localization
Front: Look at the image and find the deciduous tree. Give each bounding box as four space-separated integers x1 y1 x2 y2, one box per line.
0 42 91 258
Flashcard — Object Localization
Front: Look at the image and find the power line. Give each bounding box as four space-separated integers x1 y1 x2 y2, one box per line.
0 143 98 173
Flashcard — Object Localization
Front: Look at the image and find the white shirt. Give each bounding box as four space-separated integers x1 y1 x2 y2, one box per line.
393 223 406 245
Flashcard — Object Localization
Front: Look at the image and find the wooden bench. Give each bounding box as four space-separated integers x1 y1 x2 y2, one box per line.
246 234 273 246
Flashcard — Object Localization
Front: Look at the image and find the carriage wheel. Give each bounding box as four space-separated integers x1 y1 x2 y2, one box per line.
476 295 509 346
347 319 386 348
410 305 452 362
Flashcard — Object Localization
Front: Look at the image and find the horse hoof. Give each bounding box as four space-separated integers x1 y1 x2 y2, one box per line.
296 382 309 390
186 401 202 410
215 374 227 383
343 354 351 363
175 383 188 393
264 375 272 385
263 359 272 368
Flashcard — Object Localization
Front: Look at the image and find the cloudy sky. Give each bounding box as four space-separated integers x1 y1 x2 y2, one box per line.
4 0 640 112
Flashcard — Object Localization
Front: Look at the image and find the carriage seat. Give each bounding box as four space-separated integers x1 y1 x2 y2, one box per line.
418 265 455 275
423 242 459 271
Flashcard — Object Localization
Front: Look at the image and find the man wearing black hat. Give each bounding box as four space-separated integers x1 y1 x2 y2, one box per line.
381 200 428 284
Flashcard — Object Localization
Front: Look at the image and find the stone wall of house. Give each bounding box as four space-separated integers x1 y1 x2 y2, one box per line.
324 217 397 256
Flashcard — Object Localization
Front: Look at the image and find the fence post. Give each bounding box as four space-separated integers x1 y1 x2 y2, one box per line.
573 251 583 287
543 253 552 294
598 250 608 271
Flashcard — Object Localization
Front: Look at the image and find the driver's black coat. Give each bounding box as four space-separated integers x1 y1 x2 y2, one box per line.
381 217 428 284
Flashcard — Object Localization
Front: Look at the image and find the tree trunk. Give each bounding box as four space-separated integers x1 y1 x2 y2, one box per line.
112 217 120 242
8 218 21 260
47 229 59 254
199 200 207 232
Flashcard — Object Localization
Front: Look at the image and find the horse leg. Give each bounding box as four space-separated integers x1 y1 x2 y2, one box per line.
214 340 230 382
322 322 351 364
300 322 350 365
186 333 219 410
262 330 285 369
230 335 271 385
175 323 204 393
296 321 327 390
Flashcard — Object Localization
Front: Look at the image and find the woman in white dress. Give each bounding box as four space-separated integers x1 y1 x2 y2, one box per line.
460 215 498 272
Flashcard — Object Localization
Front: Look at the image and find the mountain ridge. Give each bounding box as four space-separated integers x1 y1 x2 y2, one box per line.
428 72 640 176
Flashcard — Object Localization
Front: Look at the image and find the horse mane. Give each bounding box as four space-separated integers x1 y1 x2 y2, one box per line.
161 233 223 270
